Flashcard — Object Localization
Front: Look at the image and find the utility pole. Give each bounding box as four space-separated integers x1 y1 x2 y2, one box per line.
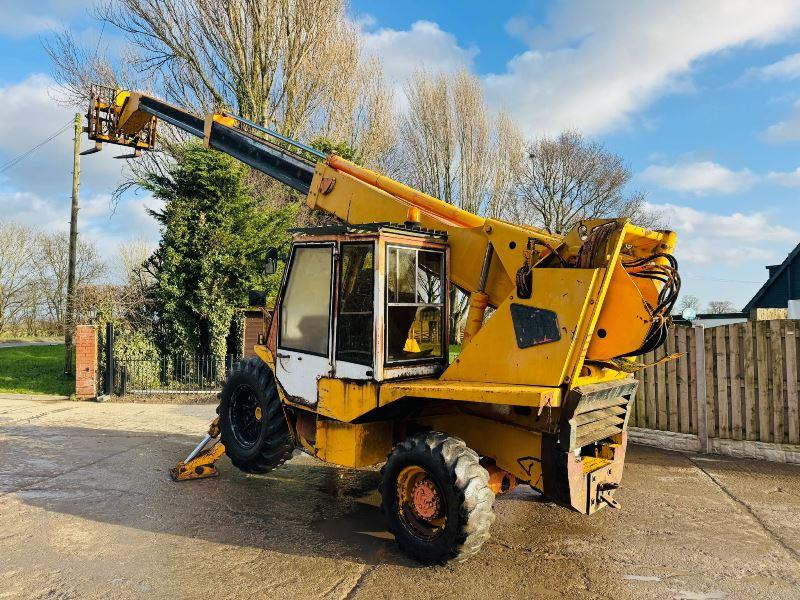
65 112 81 375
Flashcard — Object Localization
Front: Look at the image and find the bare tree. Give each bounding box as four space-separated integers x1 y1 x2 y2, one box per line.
44 28 133 106
49 1 387 139
33 232 107 332
398 69 523 341
0 223 35 335
400 69 523 214
17 284 44 336
46 0 397 207
315 53 398 171
399 70 456 202
508 131 662 235
113 239 153 283
112 239 157 329
707 300 736 314
74 284 130 325
677 294 699 314
486 112 525 219
452 71 491 214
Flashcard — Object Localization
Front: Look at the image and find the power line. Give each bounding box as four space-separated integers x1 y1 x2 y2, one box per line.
0 120 74 175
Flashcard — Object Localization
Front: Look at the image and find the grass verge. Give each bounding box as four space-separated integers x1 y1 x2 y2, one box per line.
0 344 74 396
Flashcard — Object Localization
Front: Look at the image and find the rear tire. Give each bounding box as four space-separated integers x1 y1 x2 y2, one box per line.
218 357 293 474
380 431 495 565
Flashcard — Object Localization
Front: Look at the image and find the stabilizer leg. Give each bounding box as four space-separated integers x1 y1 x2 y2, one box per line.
170 417 226 481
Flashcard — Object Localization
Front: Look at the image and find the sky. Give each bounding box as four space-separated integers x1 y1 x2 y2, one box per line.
2 1 800 310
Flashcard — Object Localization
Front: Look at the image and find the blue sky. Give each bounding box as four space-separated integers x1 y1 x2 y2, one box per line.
2 1 800 310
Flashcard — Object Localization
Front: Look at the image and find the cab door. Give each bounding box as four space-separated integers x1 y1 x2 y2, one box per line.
275 244 334 404
334 242 376 380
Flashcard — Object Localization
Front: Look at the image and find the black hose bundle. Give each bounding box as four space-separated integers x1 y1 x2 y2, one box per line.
516 263 533 299
515 237 567 299
617 252 681 357
577 222 618 268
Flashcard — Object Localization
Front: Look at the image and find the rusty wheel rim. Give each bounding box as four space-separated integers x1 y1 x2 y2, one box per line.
396 465 447 540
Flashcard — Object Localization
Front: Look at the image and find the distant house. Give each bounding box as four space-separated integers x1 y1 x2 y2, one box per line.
743 242 800 314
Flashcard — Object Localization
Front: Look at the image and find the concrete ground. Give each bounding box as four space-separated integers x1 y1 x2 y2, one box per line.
0 397 798 600
0 393 69 402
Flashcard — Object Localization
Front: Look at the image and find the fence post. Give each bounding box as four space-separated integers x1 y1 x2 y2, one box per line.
120 364 127 396
104 322 115 395
694 324 709 453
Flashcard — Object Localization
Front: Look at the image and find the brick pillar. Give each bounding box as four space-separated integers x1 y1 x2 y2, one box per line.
75 324 98 399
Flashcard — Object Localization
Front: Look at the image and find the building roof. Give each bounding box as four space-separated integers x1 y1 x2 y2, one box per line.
743 242 800 313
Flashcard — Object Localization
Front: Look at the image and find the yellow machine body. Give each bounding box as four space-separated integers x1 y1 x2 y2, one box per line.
87 89 679 515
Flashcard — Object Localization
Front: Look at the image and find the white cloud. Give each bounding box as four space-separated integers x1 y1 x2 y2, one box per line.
1 188 162 263
0 12 59 36
648 203 798 308
766 166 800 186
0 75 160 267
755 52 800 80
483 1 800 136
657 204 795 242
762 100 800 141
354 13 376 30
0 74 125 198
649 203 795 266
642 161 800 191
359 3 800 137
0 0 92 37
81 194 164 261
361 20 477 101
639 161 757 195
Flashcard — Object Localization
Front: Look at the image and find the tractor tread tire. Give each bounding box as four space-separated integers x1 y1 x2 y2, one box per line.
380 431 495 565
219 357 293 474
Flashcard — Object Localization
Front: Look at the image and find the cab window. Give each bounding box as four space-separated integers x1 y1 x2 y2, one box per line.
336 243 374 365
386 246 445 363
279 246 333 355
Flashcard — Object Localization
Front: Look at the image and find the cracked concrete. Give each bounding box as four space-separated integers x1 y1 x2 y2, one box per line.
0 396 798 599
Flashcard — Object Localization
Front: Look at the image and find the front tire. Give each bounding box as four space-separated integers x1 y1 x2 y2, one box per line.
218 357 293 474
380 432 495 565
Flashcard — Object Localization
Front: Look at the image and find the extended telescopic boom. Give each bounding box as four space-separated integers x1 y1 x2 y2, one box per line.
84 85 317 193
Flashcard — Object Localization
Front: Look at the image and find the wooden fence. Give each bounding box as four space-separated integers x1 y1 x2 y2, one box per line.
633 321 800 447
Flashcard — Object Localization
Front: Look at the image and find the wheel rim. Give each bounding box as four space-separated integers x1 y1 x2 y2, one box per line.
229 384 262 448
396 465 447 540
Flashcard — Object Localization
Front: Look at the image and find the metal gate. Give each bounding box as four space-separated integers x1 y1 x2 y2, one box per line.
102 323 236 395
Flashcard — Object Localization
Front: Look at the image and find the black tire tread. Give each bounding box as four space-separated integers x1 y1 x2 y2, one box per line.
220 357 293 474
381 431 495 564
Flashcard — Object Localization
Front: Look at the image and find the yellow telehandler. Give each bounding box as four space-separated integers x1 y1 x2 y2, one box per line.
84 85 679 564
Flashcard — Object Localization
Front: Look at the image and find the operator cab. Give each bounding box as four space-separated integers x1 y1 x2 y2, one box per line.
270 223 449 405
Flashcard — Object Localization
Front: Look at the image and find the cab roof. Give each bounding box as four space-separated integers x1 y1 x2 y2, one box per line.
289 222 448 241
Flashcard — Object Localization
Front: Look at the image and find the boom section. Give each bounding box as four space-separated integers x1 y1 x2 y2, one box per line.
85 85 316 193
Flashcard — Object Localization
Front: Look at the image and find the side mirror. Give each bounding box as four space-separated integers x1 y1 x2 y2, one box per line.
264 247 278 275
